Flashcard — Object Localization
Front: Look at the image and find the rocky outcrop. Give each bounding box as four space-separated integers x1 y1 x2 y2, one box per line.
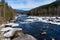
12 31 37 40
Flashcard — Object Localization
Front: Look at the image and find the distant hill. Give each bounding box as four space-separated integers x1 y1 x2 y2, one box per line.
14 9 29 15
28 1 60 16
15 9 25 13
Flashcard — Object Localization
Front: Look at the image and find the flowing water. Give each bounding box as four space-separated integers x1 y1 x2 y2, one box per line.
15 18 60 40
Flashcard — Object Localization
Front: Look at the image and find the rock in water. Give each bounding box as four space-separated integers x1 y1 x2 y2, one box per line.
12 31 37 40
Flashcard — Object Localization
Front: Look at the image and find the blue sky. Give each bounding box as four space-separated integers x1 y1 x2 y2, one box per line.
5 0 56 10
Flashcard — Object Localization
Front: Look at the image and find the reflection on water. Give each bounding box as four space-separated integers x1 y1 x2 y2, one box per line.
15 20 60 40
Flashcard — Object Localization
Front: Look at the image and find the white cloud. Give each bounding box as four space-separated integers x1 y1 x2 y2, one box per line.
6 0 55 10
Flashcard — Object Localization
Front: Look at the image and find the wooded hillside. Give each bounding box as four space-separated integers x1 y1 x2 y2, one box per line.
0 0 15 24
28 1 60 16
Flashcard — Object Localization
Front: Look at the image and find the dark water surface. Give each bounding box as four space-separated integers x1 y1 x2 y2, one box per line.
15 20 60 40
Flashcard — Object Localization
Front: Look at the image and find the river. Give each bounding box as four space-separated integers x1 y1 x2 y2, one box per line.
15 16 60 40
